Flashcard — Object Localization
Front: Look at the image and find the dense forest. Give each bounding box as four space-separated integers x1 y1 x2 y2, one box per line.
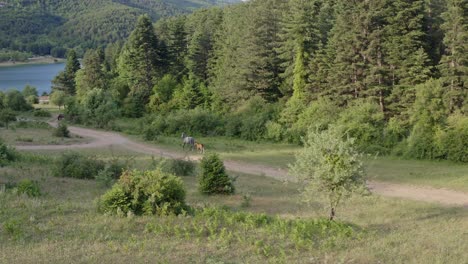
10 0 466 162
0 0 239 60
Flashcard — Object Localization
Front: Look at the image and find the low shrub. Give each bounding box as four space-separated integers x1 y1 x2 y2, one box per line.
17 179 41 197
33 109 51 117
15 136 33 142
198 153 235 195
53 123 70 138
158 158 196 176
142 109 224 139
13 120 50 129
0 139 17 167
99 169 187 216
437 113 468 162
53 152 105 179
105 157 131 179
336 100 386 153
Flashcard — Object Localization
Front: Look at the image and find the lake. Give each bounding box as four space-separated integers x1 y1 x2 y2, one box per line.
0 63 65 95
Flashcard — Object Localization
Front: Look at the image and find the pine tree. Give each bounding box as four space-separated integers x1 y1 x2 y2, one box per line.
52 49 80 95
438 0 467 112
76 48 108 101
157 16 188 80
209 4 253 111
326 0 370 105
385 0 432 117
118 15 161 111
185 8 223 83
245 0 285 102
277 0 322 99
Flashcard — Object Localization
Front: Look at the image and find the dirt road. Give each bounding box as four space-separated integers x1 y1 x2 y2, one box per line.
17 125 468 207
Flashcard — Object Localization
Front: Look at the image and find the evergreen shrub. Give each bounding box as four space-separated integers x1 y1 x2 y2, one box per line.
198 153 234 195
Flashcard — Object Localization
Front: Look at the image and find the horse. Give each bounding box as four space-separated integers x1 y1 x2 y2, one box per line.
195 142 205 154
57 114 65 121
181 132 195 151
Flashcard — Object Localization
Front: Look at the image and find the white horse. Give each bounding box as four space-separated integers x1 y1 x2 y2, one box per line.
181 132 195 151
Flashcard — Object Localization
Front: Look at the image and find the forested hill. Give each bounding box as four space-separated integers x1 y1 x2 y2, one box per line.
0 0 239 58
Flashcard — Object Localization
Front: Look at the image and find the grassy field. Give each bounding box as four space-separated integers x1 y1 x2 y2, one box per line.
1 120 467 263
1 149 467 263
1 127 90 146
122 133 468 192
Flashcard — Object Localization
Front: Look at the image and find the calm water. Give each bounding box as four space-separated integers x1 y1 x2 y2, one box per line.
0 63 65 95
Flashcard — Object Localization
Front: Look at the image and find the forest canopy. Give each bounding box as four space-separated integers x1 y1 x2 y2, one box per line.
45 0 467 162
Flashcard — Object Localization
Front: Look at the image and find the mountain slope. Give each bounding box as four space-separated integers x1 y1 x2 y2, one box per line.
0 0 239 57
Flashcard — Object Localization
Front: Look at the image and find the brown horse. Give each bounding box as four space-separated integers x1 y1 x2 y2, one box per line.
195 142 205 154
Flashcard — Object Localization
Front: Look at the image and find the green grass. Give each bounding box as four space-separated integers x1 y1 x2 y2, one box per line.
0 127 90 146
366 157 468 192
125 134 468 191
0 153 467 263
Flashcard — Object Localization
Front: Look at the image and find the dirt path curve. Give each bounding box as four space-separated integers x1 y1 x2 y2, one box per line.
17 124 468 208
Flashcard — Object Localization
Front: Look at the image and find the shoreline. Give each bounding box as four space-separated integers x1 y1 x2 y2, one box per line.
0 56 65 67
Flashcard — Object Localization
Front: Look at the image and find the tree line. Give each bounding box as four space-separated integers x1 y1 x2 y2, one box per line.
51 0 466 162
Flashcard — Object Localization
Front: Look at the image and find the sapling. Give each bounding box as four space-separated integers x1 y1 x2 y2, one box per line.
290 126 367 220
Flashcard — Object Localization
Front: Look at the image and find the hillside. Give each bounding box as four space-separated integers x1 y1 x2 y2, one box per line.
0 0 239 58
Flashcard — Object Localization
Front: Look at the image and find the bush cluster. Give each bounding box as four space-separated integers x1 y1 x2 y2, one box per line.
0 139 17 167
53 123 70 138
198 153 234 195
143 108 223 139
33 109 52 117
16 179 41 197
158 158 196 176
53 152 105 179
142 98 278 142
99 169 187 216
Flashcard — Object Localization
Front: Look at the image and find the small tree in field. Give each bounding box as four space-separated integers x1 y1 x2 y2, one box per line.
198 153 235 195
50 90 67 109
0 109 16 129
290 126 366 220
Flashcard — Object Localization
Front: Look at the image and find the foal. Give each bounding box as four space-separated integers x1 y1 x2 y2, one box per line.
195 142 205 154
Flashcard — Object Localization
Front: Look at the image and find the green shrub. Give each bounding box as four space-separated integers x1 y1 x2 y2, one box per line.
53 123 70 138
13 120 50 129
198 153 234 195
53 152 105 179
142 109 223 138
99 169 187 216
288 98 339 143
105 157 131 179
0 109 17 129
158 158 196 176
438 113 468 162
405 79 448 160
337 100 386 153
33 109 51 117
17 179 41 197
0 139 17 167
15 136 33 142
264 121 283 141
3 90 33 111
95 169 117 188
